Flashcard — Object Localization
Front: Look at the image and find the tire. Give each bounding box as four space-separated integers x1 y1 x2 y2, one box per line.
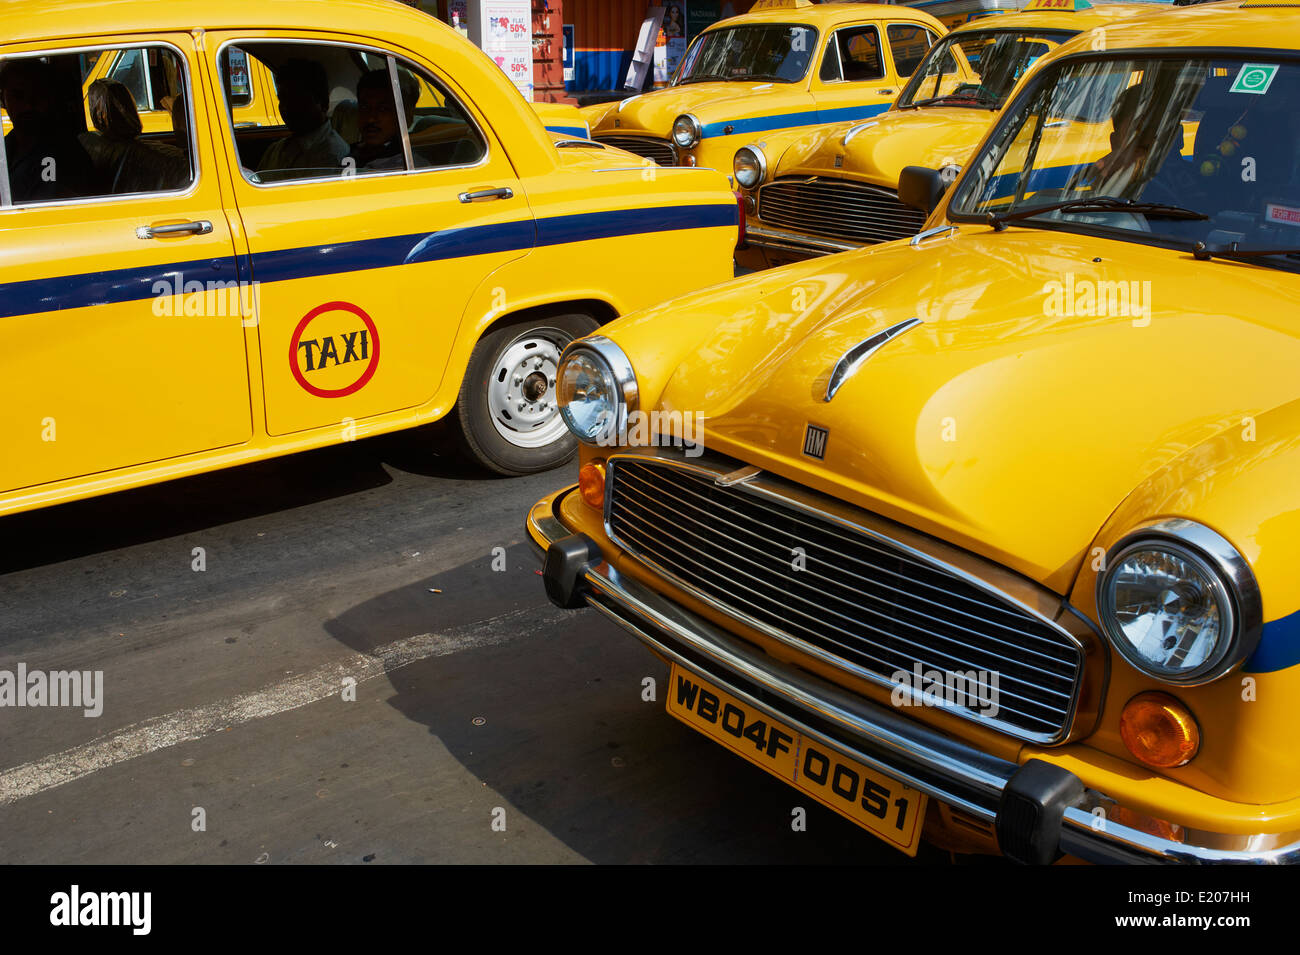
453 312 601 475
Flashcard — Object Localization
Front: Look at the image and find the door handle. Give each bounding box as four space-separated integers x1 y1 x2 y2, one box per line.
136 220 213 239
877 88 895 95
458 187 514 204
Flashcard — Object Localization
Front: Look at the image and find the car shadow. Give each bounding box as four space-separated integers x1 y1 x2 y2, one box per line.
0 430 477 575
321 542 977 864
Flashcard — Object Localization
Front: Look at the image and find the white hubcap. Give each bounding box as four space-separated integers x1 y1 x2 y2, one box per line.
487 328 571 449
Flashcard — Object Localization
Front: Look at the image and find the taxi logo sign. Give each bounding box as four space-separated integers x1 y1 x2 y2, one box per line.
289 301 380 399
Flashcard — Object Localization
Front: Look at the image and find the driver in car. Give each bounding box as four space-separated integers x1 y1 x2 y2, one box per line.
1075 83 1196 202
257 58 349 176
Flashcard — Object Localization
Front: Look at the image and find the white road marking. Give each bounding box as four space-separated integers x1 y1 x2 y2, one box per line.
0 607 563 807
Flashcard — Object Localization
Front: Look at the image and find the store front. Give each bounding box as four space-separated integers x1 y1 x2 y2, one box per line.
560 1 755 99
405 1 756 103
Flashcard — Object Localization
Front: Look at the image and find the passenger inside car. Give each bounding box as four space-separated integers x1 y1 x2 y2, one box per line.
0 57 95 202
81 78 189 194
256 57 349 177
348 68 418 171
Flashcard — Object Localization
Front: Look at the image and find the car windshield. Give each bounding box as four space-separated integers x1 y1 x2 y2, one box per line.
675 24 818 84
949 55 1300 269
898 28 1075 109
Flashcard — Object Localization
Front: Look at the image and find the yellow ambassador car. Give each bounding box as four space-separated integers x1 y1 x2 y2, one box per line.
530 2 1300 863
734 0 1159 270
0 0 741 518
581 0 957 173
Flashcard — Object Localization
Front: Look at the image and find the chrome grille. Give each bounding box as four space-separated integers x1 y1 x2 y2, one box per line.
757 177 927 245
607 458 1084 741
593 135 677 166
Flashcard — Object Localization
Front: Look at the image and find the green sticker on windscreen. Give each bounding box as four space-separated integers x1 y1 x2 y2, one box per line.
1230 63 1278 95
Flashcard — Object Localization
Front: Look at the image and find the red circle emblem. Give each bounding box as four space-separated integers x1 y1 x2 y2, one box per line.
288 301 381 399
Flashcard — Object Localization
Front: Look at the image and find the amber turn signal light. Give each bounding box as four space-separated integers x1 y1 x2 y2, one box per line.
1119 692 1200 768
579 461 606 509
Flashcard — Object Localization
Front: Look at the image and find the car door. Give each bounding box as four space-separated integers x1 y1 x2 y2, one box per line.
812 21 906 124
206 32 534 437
0 35 251 496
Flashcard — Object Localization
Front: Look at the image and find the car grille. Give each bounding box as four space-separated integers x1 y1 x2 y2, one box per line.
757 177 927 245
606 458 1084 741
593 135 677 166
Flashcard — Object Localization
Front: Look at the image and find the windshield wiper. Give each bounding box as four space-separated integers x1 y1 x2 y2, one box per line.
901 92 999 111
1192 241 1300 262
679 73 726 84
988 196 1209 231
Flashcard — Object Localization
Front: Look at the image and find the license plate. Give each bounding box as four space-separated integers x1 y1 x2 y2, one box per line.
667 665 927 855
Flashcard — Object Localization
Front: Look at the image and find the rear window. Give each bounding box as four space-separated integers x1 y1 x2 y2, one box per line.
0 44 195 206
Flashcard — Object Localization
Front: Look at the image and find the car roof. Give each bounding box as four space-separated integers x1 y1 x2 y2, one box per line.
948 2 1166 36
1043 1 1300 52
0 0 437 45
715 1 945 30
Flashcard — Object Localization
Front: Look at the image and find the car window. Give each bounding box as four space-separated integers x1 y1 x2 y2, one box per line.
0 44 195 206
950 56 1300 267
676 24 818 84
219 41 486 184
888 25 936 79
822 25 885 83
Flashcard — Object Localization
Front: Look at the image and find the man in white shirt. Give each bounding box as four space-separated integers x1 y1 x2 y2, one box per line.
257 58 349 178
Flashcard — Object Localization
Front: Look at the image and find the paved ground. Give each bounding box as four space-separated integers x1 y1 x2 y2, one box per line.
0 427 958 864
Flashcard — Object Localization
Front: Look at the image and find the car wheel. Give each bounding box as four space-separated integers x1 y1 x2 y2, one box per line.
454 313 600 475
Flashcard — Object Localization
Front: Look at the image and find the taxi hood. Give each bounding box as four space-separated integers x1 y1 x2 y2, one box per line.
773 107 999 185
629 230 1300 592
589 82 810 136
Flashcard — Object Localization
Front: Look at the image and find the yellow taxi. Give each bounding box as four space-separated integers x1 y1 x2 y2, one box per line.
734 0 1159 270
581 0 956 174
531 2 1300 863
0 0 739 518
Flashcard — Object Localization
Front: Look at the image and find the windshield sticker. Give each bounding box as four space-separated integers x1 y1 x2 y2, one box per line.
1230 63 1278 95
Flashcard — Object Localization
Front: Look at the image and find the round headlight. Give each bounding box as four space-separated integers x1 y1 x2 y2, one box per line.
557 337 638 446
1096 521 1261 685
672 114 702 149
733 145 767 190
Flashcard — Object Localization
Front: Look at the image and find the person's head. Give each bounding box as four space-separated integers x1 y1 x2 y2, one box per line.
273 58 330 133
356 68 417 147
1110 83 1159 159
669 5 681 21
0 57 56 131
87 78 142 141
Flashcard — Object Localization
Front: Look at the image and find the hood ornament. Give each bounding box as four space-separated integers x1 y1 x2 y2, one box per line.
824 317 923 402
842 121 878 147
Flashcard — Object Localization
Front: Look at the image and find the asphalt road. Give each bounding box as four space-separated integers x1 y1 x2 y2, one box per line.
0 427 958 865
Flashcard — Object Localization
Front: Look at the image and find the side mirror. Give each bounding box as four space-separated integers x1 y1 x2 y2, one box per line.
899 166 947 215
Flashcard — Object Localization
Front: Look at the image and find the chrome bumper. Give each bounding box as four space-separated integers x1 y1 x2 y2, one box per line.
743 223 859 257
528 487 1300 865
